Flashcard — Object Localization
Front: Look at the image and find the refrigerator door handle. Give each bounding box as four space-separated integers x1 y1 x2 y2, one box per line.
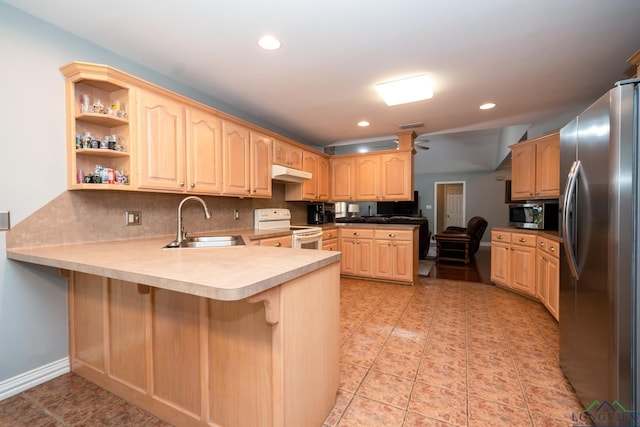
562 160 581 280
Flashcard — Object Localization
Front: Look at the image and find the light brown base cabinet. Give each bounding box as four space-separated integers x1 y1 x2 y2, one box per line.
491 228 559 320
536 236 560 321
68 263 340 427
339 226 418 284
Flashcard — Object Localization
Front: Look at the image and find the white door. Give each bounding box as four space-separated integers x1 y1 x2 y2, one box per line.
444 184 464 228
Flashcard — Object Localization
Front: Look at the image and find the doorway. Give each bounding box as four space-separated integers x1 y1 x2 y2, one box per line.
433 181 466 236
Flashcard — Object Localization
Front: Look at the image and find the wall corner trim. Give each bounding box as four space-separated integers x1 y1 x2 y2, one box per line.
0 357 70 401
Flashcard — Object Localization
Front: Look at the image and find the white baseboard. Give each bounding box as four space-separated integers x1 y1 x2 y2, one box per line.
0 357 69 401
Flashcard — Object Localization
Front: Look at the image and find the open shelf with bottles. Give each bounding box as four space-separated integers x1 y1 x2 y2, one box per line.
62 62 134 190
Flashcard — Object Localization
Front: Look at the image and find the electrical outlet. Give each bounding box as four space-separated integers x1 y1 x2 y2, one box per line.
125 210 142 226
234 209 240 220
0 211 10 230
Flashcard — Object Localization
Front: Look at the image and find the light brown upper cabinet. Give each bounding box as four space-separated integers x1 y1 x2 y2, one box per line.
273 139 303 170
185 107 223 194
222 120 272 198
354 151 414 201
330 156 356 202
138 93 225 195
285 150 329 201
510 131 560 200
137 89 187 192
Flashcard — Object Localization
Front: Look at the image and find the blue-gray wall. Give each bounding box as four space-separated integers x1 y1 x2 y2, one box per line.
414 169 511 243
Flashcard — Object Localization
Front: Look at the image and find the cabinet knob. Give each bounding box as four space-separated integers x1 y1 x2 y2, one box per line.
519 238 526 242
274 242 281 247
353 232 360 236
328 233 333 238
180 181 185 187
389 233 396 238
539 241 545 247
498 235 503 239
549 246 555 252
190 183 195 188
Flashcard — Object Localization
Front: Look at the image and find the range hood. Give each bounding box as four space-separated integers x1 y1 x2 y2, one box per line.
271 164 312 183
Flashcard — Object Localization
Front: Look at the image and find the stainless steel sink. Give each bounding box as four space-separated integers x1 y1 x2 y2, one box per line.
164 235 245 248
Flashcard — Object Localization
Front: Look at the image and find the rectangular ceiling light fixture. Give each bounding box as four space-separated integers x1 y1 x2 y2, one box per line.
375 74 433 106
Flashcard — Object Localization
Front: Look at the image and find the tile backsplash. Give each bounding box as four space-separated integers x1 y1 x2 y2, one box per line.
6 184 308 248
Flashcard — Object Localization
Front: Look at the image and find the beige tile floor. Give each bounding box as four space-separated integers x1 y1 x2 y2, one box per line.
323 277 586 427
1 276 586 427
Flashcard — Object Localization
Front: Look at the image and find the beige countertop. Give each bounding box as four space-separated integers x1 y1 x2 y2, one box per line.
6 235 341 302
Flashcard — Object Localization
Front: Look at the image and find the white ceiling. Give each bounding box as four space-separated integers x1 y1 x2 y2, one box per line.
6 0 640 173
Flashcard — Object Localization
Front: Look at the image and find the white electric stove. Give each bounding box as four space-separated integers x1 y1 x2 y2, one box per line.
254 208 323 250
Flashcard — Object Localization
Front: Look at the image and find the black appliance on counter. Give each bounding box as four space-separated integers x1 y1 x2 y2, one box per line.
307 203 324 224
307 203 335 224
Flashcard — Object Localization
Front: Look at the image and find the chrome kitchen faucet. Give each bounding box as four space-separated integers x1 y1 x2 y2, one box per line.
175 196 212 245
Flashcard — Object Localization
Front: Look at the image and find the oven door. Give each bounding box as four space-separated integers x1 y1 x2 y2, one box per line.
292 229 323 250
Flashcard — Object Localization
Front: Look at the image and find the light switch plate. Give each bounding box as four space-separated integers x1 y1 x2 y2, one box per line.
0 211 10 230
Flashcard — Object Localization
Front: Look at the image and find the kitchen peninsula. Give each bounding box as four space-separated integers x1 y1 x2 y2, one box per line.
6 237 341 427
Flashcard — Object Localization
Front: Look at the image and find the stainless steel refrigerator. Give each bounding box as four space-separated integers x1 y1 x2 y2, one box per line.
559 79 639 426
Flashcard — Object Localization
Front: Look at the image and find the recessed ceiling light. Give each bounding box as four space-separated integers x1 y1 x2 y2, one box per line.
357 121 370 127
258 35 281 50
375 74 433 106
480 102 496 110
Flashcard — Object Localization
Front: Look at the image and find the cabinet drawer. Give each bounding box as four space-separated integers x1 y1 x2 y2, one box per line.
545 238 560 258
322 228 338 241
511 232 536 247
374 229 413 241
259 235 292 248
323 241 338 252
340 228 374 239
491 230 511 243
537 236 549 253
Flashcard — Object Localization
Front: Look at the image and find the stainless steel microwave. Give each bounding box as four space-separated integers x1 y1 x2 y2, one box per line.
509 202 559 230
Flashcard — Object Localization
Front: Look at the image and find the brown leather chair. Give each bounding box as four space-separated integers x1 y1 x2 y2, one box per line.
435 216 488 264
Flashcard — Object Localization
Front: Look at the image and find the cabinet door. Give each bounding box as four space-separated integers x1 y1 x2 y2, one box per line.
392 240 413 282
222 120 251 196
510 142 536 200
380 152 413 201
137 90 186 191
373 240 394 279
355 155 380 200
316 156 330 201
490 241 511 286
546 254 559 320
273 139 290 167
250 131 273 198
330 157 355 201
273 139 303 169
510 244 536 296
356 239 374 276
301 151 319 200
186 108 222 194
340 237 357 274
536 251 549 303
535 135 560 198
